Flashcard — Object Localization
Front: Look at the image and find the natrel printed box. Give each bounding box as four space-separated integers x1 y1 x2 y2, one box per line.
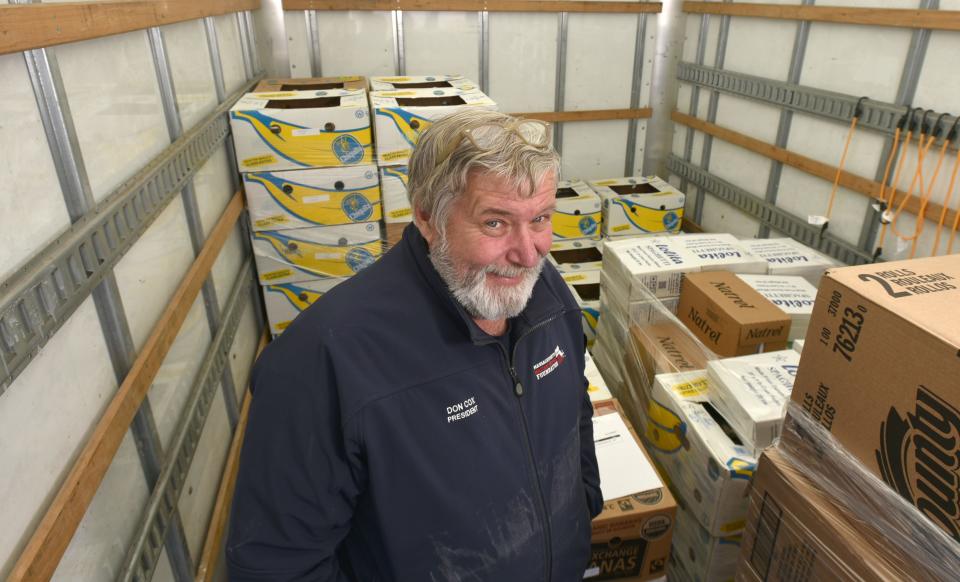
707 350 800 456
643 371 757 537
549 239 603 273
252 222 382 284
590 176 684 237
379 165 412 223
563 270 601 346
553 179 602 240
263 278 346 336
587 399 676 582
254 75 367 92
371 88 497 165
788 254 960 542
369 74 477 91
677 271 790 357
244 165 381 231
230 89 372 172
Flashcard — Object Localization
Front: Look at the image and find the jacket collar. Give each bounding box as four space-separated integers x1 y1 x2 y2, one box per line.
401 223 566 345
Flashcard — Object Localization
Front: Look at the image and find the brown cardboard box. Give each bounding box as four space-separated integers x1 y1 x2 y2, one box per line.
737 448 943 581
789 254 960 542
678 271 790 357
254 76 367 92
619 321 712 429
589 399 676 581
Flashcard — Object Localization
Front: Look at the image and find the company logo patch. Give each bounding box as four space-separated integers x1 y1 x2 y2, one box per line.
332 134 364 164
533 346 566 380
341 194 373 222
876 385 960 542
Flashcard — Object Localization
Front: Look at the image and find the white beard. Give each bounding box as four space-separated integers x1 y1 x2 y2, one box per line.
429 235 544 322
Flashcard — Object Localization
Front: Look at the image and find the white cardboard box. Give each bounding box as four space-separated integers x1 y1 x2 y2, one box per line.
379 165 413 223
553 179 602 241
263 278 347 335
738 238 836 284
705 350 800 456
371 88 497 165
671 500 742 582
230 89 372 172
252 222 382 284
736 274 817 342
589 176 685 237
548 239 603 273
244 165 381 231
369 74 478 91
644 371 758 536
584 350 614 403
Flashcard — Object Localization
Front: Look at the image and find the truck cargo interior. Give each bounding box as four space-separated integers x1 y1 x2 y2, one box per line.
1 1 958 581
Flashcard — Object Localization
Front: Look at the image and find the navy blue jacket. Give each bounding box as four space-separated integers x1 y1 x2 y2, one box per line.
227 224 602 581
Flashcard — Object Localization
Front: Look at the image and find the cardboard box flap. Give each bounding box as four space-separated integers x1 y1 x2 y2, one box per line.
824 255 960 347
370 88 495 108
233 89 367 111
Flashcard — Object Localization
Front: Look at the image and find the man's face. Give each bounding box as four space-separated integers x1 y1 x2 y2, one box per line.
420 171 557 322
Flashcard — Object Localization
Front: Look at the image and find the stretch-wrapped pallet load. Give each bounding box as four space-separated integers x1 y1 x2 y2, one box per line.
553 178 602 241
589 176 685 238
584 350 613 403
738 237 836 285
787 254 960 543
669 500 742 582
706 350 799 456
735 274 817 344
643 371 757 538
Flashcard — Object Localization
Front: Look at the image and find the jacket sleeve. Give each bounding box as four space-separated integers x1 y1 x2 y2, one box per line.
580 374 603 518
226 335 364 581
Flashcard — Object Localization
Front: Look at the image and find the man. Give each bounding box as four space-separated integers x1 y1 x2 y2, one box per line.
227 109 602 581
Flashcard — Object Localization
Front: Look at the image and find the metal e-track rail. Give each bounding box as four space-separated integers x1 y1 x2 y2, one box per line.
667 155 873 265
0 77 260 395
676 62 960 138
119 259 255 582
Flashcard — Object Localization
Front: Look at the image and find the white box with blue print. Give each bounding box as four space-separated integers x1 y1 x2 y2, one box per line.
230 89 373 172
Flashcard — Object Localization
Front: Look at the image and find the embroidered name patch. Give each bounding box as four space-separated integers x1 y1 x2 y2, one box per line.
534 346 566 380
447 396 478 423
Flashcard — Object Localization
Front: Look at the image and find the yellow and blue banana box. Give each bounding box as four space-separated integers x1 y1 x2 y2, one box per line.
379 165 412 224
590 176 685 238
230 89 373 172
371 88 497 166
263 277 348 336
548 239 603 274
563 270 600 348
370 74 477 92
244 165 381 231
552 179 601 241
254 75 367 93
640 371 758 537
252 222 382 285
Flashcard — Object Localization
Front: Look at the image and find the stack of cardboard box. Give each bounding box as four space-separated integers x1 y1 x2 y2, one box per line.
592 234 767 392
736 254 960 580
588 176 685 239
230 76 384 336
738 237 836 285
368 75 497 247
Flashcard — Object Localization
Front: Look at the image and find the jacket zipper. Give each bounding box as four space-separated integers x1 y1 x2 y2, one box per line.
497 310 571 582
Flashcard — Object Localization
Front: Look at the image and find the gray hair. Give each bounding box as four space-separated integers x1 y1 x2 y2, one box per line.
407 109 560 237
